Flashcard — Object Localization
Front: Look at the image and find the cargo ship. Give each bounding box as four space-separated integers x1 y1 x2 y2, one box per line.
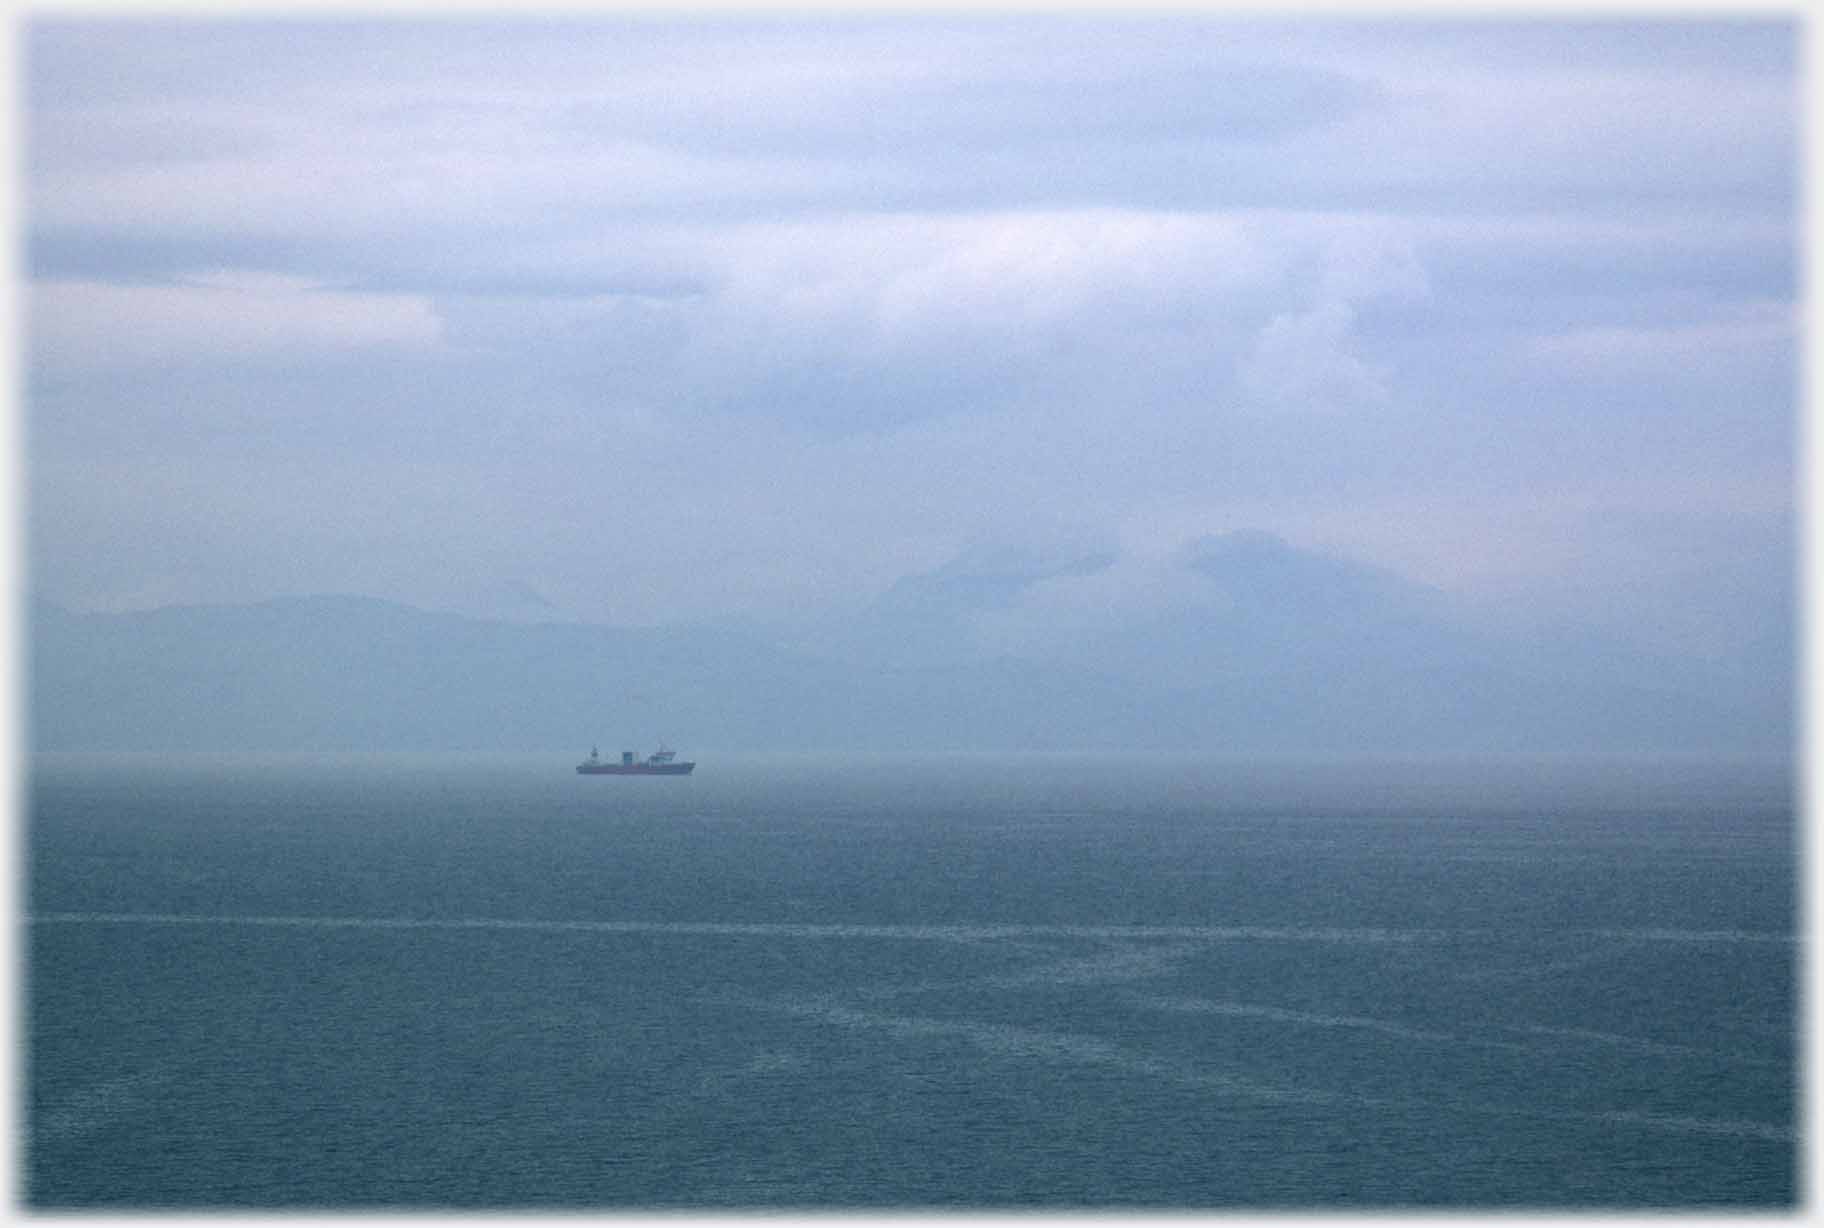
577 745 696 775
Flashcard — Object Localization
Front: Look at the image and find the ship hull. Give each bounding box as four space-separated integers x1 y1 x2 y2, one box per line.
577 763 695 775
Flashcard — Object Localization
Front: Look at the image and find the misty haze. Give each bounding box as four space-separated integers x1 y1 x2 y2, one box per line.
24 15 1796 1211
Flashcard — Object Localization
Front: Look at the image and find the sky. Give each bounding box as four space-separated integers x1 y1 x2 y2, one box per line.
22 15 1797 669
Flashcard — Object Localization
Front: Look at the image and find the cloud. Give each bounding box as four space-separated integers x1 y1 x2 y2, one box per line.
28 18 1791 258
19 13 1795 698
472 208 1437 431
1254 25 1795 209
1234 222 1428 414
30 272 445 373
700 209 1275 357
1526 301 1793 379
1240 299 1391 412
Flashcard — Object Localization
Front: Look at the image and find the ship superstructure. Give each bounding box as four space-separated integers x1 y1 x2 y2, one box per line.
577 745 696 775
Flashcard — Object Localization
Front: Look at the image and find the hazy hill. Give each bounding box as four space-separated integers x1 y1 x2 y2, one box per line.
27 594 1152 752
26 534 1789 753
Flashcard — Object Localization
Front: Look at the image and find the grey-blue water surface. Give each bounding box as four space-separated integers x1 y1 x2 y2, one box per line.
26 751 1797 1208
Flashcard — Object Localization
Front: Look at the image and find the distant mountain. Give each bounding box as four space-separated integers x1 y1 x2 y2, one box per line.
450 579 569 624
28 595 814 752
1071 530 1468 691
808 543 1120 668
26 594 1158 753
25 531 1790 754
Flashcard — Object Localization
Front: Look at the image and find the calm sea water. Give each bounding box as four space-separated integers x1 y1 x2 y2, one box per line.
26 752 1797 1208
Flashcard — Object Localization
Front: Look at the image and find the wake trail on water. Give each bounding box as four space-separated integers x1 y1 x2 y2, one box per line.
27 912 1792 946
1124 993 1531 1051
715 991 1356 1109
24 912 1470 944
35 1067 173 1144
30 912 1792 1152
1125 994 1777 1071
1515 1024 1785 1068
716 991 1792 1146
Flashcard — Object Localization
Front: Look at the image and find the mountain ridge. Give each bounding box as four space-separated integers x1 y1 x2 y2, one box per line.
27 538 1787 754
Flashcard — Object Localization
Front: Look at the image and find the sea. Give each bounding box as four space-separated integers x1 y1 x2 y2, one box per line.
24 751 1798 1209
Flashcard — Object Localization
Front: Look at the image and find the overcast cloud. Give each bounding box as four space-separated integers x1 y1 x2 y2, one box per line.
24 16 1795 676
